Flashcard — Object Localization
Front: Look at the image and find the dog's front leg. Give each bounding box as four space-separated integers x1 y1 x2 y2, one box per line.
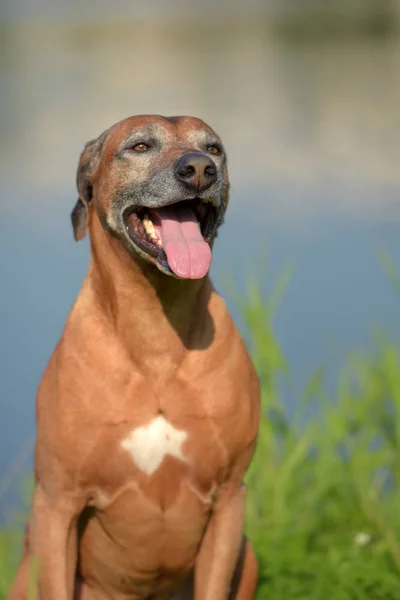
194 482 247 600
30 483 82 600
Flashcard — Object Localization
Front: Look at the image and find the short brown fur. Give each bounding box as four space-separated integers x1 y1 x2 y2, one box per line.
8 116 260 600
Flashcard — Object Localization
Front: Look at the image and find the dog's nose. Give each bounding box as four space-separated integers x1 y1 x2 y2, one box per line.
175 152 217 192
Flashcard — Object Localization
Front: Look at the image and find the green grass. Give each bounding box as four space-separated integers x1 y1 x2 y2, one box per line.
243 262 400 599
2 261 400 598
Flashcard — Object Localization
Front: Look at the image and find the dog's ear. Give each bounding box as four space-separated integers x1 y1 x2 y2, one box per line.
71 198 88 242
71 130 108 241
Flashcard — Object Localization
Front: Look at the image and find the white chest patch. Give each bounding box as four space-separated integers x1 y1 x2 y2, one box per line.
121 416 188 476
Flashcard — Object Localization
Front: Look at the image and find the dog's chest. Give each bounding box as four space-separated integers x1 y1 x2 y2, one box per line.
87 408 229 510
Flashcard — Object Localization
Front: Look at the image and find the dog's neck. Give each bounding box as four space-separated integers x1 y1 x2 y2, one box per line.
83 218 214 373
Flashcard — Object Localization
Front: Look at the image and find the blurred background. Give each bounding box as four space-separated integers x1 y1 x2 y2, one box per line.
1 0 400 522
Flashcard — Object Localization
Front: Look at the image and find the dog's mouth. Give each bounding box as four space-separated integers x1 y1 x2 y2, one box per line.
123 199 217 279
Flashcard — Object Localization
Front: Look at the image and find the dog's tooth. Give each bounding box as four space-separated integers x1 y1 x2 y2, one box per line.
143 216 158 240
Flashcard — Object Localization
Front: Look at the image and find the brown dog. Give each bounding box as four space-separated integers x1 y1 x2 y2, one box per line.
8 116 260 600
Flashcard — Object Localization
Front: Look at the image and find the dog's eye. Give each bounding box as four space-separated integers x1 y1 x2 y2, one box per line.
132 143 149 152
207 144 222 156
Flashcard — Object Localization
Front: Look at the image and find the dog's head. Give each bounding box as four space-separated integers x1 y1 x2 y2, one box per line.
72 115 229 280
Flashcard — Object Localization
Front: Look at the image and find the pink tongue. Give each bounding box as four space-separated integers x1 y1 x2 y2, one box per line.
150 205 212 279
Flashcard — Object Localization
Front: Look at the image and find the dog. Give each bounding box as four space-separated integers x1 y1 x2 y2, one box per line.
8 115 260 600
